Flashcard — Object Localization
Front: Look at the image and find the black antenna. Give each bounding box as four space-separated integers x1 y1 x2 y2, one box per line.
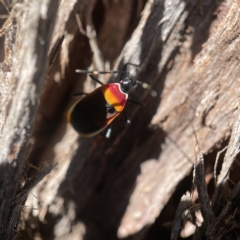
75 69 124 75
136 80 157 97
75 63 157 97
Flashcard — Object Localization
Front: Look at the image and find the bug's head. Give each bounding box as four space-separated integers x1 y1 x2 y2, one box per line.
120 76 136 94
119 69 157 96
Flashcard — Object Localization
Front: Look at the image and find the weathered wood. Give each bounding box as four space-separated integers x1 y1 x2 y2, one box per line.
0 0 59 239
2 0 240 239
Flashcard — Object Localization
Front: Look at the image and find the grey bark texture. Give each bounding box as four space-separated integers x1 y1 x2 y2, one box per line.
1 0 240 239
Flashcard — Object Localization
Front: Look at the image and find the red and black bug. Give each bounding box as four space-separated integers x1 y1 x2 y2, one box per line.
67 63 156 138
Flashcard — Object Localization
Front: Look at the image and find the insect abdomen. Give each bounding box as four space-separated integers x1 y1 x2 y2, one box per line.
70 103 100 134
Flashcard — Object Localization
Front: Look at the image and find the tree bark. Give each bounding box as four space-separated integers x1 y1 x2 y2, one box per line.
1 0 240 239
0 0 59 239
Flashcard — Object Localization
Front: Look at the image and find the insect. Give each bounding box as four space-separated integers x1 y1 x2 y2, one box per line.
67 63 157 138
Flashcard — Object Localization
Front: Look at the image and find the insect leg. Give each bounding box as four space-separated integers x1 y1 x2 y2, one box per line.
89 74 104 86
124 62 139 68
119 62 139 80
121 63 139 73
105 125 112 138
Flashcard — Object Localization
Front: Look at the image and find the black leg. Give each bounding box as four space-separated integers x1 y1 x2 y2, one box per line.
122 63 139 72
125 62 140 68
120 62 139 80
105 125 112 138
123 111 131 125
89 74 104 86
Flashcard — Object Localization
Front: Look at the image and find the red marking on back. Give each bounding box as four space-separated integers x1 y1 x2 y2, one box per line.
107 84 127 106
